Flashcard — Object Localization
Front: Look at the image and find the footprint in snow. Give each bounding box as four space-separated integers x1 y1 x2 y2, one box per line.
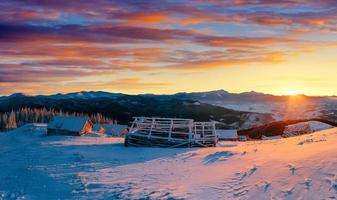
298 138 326 145
288 164 297 175
284 187 294 197
263 181 271 193
323 172 337 193
178 152 197 161
332 184 337 193
203 151 234 164
238 166 258 180
249 166 258 175
331 179 337 193
298 139 314 145
303 179 312 190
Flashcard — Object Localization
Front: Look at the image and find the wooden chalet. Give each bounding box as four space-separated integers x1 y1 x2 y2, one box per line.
124 117 218 147
47 116 93 136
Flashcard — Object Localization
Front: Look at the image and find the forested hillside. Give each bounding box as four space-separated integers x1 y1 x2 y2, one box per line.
0 108 114 131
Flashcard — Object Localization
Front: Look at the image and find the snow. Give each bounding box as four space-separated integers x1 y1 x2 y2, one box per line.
221 103 276 114
239 113 270 130
283 121 334 137
216 129 238 140
214 101 327 122
93 124 128 136
303 121 333 131
47 116 89 132
261 135 283 140
0 124 337 199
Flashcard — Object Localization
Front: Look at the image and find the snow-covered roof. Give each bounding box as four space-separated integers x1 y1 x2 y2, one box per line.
93 124 128 135
47 116 90 132
216 129 238 139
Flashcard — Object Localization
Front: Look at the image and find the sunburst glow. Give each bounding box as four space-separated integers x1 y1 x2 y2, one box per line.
284 89 301 96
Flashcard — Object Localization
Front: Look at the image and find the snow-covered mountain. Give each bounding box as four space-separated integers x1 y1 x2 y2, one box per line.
48 91 125 100
0 91 275 129
169 90 337 121
0 124 336 199
1 90 337 128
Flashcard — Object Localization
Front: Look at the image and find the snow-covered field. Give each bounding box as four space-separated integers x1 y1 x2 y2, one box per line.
0 124 336 200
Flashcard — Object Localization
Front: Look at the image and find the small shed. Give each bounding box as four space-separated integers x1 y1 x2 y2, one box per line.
93 124 128 137
47 116 93 136
216 129 238 141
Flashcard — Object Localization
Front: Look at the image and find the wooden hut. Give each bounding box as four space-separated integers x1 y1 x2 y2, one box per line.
47 116 93 136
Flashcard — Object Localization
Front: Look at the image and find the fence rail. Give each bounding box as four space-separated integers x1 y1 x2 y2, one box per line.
127 117 217 147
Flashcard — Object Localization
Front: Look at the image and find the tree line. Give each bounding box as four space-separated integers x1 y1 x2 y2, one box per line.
0 107 116 131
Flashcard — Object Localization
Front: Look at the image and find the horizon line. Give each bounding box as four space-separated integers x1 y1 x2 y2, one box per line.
1 89 336 98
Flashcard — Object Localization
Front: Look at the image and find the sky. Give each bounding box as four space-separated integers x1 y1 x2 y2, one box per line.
0 0 337 96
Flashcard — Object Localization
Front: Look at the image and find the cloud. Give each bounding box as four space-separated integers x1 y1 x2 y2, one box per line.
194 35 293 48
56 78 171 93
3 0 336 29
165 49 288 70
197 0 337 8
0 0 336 94
116 12 174 24
107 78 170 89
0 72 170 95
0 64 97 83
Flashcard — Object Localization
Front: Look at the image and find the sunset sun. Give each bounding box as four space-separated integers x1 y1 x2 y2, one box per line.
285 89 301 96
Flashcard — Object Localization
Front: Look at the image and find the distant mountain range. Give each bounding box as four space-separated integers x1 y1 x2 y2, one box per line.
0 90 336 129
1 89 335 101
0 90 277 129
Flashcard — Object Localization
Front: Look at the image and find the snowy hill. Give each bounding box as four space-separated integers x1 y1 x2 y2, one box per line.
0 124 336 199
283 121 334 137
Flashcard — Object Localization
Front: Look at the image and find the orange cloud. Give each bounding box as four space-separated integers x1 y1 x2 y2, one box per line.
0 77 170 95
64 78 171 92
123 12 174 24
194 36 293 48
107 78 170 89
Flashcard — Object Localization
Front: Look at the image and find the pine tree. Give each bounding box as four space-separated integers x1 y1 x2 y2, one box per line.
0 108 116 130
8 111 17 129
2 114 8 130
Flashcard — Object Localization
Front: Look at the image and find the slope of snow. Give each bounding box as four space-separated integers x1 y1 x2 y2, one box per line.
302 121 333 131
0 124 336 199
221 103 276 114
283 121 334 137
